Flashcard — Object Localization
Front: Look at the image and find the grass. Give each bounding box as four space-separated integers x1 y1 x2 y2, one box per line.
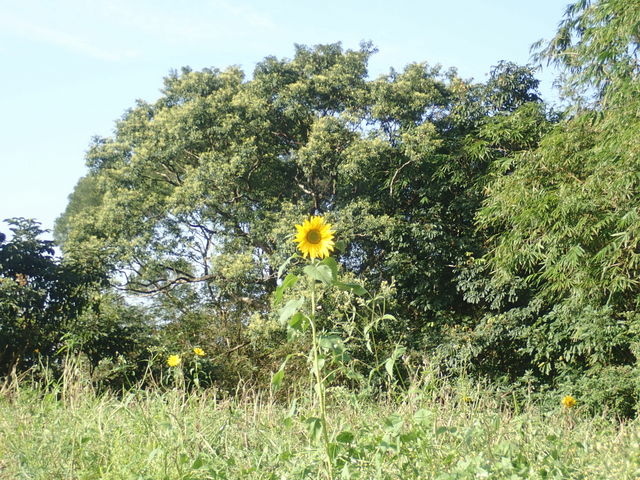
1 372 639 480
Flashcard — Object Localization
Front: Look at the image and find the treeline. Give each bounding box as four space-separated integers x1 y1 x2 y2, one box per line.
2 0 639 416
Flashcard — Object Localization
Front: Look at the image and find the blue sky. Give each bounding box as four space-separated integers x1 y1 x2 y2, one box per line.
0 0 568 239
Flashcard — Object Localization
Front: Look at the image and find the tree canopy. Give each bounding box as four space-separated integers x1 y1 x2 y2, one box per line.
57 44 545 335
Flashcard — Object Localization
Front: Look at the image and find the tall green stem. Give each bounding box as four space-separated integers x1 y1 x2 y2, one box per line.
309 271 333 480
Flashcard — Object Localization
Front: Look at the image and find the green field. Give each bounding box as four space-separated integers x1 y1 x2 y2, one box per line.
1 376 639 480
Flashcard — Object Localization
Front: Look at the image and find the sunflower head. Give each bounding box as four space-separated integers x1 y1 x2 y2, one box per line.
294 216 335 259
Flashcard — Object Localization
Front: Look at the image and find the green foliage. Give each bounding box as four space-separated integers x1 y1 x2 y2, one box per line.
50 2 638 411
0 218 103 376
533 0 640 105
273 252 382 479
57 45 546 388
455 0 640 416
0 219 156 387
66 294 155 389
156 308 256 393
562 365 640 418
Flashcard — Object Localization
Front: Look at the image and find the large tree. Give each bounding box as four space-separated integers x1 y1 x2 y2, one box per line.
57 43 546 367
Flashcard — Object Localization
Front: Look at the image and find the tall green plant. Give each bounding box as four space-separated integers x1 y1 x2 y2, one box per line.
271 216 407 478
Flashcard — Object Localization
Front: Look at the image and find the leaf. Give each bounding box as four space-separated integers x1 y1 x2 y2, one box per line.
319 257 339 281
146 448 163 462
314 355 326 372
336 430 354 443
278 298 304 325
384 345 407 378
303 264 334 285
335 281 368 296
274 273 298 305
319 334 351 364
413 409 433 426
272 355 291 391
271 368 285 391
306 417 323 443
287 398 297 418
384 357 396 378
383 413 404 433
328 442 338 461
288 312 307 331
191 455 205 470
277 254 296 280
318 333 344 352
334 240 348 253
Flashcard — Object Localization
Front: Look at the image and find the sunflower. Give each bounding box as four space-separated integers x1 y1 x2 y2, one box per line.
294 216 335 259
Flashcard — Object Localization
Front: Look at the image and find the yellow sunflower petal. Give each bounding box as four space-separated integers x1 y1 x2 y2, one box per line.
293 215 335 259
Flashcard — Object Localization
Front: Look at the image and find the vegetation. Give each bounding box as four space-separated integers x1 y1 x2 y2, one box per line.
472 0 640 415
1 369 639 479
0 219 103 376
48 47 553 387
2 0 638 415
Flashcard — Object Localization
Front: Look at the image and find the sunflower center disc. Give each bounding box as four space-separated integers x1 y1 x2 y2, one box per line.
306 230 322 244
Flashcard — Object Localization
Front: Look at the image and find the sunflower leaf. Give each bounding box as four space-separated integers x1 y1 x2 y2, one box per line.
318 333 344 352
277 254 297 280
303 264 333 285
271 364 286 391
319 257 339 282
384 345 407 378
306 417 323 443
272 354 293 391
288 312 308 332
278 298 304 325
274 273 298 305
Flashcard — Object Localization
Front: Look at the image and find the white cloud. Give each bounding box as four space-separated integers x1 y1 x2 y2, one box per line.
0 13 139 61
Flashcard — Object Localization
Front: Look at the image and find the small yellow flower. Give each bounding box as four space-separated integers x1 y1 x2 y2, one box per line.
561 395 576 408
167 354 181 367
193 347 205 357
294 216 335 259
